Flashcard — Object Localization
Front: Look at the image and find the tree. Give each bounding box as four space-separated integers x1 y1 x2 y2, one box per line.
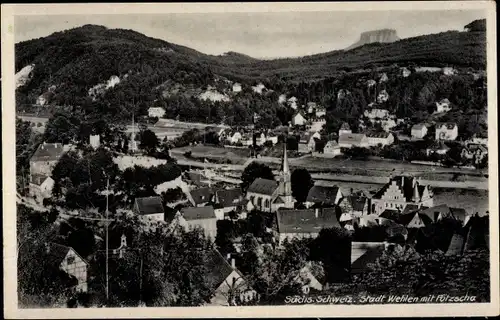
290 168 314 203
240 162 274 191
44 112 80 144
139 129 159 155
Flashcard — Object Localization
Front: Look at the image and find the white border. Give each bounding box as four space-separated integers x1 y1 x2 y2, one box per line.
2 2 498 318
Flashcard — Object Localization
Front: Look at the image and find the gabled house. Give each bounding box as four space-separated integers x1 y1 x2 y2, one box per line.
364 108 390 121
205 249 257 306
351 242 388 275
30 142 65 177
296 261 326 293
411 123 428 139
288 96 298 110
228 131 243 144
461 143 488 164
29 174 55 201
178 206 218 240
338 133 369 149
214 188 245 219
309 117 326 133
426 141 450 156
43 243 88 292
366 132 394 147
371 176 434 215
148 107 166 118
292 111 307 126
338 122 352 136
275 207 341 245
89 134 100 149
398 211 433 228
232 83 242 93
418 204 467 224
435 98 452 113
184 171 211 187
323 141 342 157
246 178 279 212
187 187 215 207
338 194 370 221
306 102 317 114
305 185 343 208
299 132 320 153
435 122 458 141
315 106 326 118
133 196 165 221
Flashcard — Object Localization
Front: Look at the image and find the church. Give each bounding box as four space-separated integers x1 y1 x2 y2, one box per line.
245 144 295 212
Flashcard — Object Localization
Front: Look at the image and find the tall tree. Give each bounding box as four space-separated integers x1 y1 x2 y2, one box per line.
139 129 159 155
290 168 314 203
240 162 274 192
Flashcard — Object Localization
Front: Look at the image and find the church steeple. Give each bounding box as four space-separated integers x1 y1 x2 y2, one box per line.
278 141 294 208
281 141 290 174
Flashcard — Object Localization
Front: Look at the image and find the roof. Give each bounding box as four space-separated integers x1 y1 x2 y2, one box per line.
306 185 340 205
189 187 215 205
427 141 450 151
445 234 465 256
181 206 216 221
31 173 51 186
349 195 368 212
402 204 420 215
45 243 71 267
398 212 433 227
338 133 367 144
436 122 457 130
379 209 400 220
30 143 65 162
351 242 386 274
449 207 467 221
340 122 351 130
216 188 243 208
412 123 427 130
135 196 164 216
419 204 451 221
247 178 278 196
367 132 391 138
185 171 210 187
276 207 341 234
464 143 488 153
372 176 425 202
204 249 238 291
164 206 178 223
325 140 339 148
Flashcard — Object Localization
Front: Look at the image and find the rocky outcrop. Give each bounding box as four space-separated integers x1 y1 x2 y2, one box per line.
345 29 400 50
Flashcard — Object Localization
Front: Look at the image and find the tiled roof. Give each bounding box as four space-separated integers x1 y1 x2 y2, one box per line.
189 187 215 205
276 207 340 234
181 206 216 221
247 178 278 196
45 243 71 267
306 186 340 205
216 188 243 208
449 207 467 221
445 234 465 256
351 242 386 274
418 204 451 222
402 204 420 215
135 196 164 216
349 196 368 212
412 123 427 130
379 209 400 220
185 171 210 187
31 143 65 162
31 173 50 186
204 249 238 292
338 133 367 144
398 212 433 227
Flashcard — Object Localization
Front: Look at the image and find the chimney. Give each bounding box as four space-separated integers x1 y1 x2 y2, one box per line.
231 258 236 269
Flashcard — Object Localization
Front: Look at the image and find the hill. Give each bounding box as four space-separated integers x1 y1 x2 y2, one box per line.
15 24 486 124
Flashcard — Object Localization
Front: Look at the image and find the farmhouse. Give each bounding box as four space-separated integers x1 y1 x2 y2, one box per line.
411 123 428 139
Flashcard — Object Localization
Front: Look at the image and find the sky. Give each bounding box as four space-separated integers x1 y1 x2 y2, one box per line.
15 10 486 59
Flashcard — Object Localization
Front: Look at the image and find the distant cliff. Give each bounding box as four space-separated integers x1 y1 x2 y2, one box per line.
345 29 400 50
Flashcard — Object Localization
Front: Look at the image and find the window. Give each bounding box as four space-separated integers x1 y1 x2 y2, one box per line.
264 199 270 208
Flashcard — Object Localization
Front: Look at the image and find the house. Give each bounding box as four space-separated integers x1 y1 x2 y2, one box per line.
214 188 245 219
275 207 341 245
89 134 100 149
266 134 279 145
338 133 369 148
411 123 428 139
379 73 389 83
245 145 295 212
309 117 326 133
148 107 166 118
29 174 55 201
435 123 458 141
306 102 317 114
292 111 307 126
364 108 390 121
376 90 390 103
252 83 266 94
299 132 320 153
232 83 242 93
305 185 343 208
338 122 352 136
351 242 388 274
133 196 165 221
398 211 433 228
228 131 243 144
205 250 257 306
435 98 452 113
418 204 467 223
255 132 267 146
461 144 488 164
297 261 326 293
401 67 411 78
43 243 88 292
338 193 371 221
443 67 457 76
366 132 394 147
371 176 434 215
187 187 215 207
278 94 287 104
288 97 298 110
315 106 326 118
178 206 217 240
323 141 342 157
426 140 450 156
30 142 65 177
184 171 211 187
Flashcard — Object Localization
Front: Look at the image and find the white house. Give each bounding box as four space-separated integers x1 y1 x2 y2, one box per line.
366 132 394 147
435 123 458 141
148 107 166 118
435 98 452 113
252 83 266 94
30 142 65 177
323 141 342 157
402 67 411 78
288 97 298 110
338 122 352 136
133 196 165 222
443 67 457 76
379 73 389 83
306 102 317 114
228 131 243 144
411 123 428 139
364 108 390 121
292 111 307 126
315 106 326 118
89 134 100 149
43 243 89 292
309 117 326 133
29 175 55 201
338 133 369 148
232 83 242 93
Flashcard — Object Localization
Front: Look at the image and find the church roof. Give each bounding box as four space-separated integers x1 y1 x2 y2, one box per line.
247 178 278 196
306 185 340 205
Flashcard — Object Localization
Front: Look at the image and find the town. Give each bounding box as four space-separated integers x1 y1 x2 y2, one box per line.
14 18 490 308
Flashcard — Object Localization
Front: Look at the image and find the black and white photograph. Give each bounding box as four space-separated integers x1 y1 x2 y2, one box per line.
2 2 498 318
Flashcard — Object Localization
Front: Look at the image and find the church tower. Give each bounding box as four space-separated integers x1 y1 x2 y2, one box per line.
279 142 294 208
